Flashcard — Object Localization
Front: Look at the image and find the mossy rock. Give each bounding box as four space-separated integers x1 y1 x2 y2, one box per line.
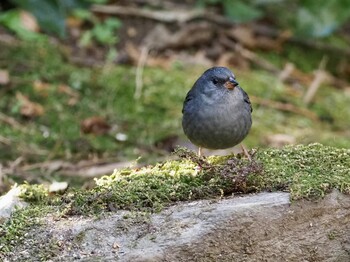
0 143 349 257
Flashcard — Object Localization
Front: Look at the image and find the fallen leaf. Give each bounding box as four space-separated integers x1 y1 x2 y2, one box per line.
127 26 137 37
16 92 44 117
0 70 10 85
58 84 79 96
125 42 174 69
227 25 256 49
80 116 111 135
66 16 83 28
58 84 80 105
33 80 50 97
217 52 250 70
20 10 39 32
255 36 282 51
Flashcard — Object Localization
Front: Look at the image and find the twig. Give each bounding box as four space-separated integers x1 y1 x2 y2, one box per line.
92 5 350 58
0 112 24 130
278 63 295 82
234 44 280 73
60 161 139 178
134 45 149 100
219 34 280 73
251 95 319 121
303 56 328 105
91 4 205 23
0 33 18 46
0 135 11 145
18 157 141 178
252 24 350 58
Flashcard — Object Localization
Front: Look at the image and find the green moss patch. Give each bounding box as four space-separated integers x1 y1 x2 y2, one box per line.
258 143 350 199
0 144 349 255
0 205 53 256
62 148 263 215
63 144 349 215
12 143 350 216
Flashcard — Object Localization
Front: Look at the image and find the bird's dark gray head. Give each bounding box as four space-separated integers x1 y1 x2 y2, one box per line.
194 67 239 95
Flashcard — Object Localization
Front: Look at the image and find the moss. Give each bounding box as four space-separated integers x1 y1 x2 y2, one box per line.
74 231 86 245
327 230 338 240
19 183 49 203
257 143 350 199
0 143 349 257
63 143 350 215
55 144 350 216
0 205 53 255
62 150 262 215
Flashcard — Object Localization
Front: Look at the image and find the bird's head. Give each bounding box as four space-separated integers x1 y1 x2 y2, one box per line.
200 67 239 92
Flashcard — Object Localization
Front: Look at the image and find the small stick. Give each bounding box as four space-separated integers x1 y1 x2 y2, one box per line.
134 45 149 100
0 135 11 145
250 95 319 121
0 112 24 130
303 56 328 105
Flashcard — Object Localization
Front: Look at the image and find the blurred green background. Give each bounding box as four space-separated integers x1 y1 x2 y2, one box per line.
0 0 349 190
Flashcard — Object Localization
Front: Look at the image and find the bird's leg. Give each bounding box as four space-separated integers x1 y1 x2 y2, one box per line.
240 144 251 162
198 147 202 157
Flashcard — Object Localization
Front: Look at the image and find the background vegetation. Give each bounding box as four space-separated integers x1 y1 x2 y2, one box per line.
0 0 349 192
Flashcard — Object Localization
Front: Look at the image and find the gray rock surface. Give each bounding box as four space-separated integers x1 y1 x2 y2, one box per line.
5 191 350 261
0 186 28 220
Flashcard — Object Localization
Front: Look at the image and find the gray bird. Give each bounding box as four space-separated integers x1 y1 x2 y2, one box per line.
182 67 252 157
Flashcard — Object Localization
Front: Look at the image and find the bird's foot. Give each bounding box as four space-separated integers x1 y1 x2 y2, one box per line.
198 147 202 157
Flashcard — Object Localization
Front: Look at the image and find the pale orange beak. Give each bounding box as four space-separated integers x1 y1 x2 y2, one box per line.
224 77 239 90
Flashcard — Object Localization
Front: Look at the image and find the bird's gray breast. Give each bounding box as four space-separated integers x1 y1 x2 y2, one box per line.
182 89 252 149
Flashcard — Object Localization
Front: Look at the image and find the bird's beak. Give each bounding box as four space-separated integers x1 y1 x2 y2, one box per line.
224 77 239 90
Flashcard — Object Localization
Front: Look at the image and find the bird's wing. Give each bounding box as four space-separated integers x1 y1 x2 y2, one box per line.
182 90 194 114
240 87 252 113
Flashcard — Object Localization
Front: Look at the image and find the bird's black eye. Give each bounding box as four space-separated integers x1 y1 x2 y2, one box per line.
212 78 219 85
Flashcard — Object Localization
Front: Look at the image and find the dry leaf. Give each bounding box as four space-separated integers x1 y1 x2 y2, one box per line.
0 70 10 85
127 27 137 37
80 116 111 135
33 80 50 97
125 42 173 69
255 36 282 51
16 92 44 117
217 52 250 70
20 10 39 32
227 26 256 49
66 17 83 28
58 84 80 106
58 84 79 97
